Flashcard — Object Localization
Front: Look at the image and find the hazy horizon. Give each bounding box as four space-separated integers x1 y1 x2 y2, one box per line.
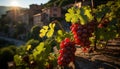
0 0 49 8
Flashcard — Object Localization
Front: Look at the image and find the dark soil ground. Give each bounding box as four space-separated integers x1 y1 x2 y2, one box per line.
74 38 120 69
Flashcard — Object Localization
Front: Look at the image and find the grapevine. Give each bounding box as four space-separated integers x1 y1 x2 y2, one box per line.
13 0 120 69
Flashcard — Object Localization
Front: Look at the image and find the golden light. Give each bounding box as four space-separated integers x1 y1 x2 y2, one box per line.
10 1 19 7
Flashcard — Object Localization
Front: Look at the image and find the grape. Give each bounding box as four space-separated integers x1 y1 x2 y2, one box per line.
57 38 76 66
70 21 95 52
98 19 109 28
98 23 103 28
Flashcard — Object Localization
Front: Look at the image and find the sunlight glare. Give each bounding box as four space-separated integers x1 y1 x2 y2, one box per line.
10 1 19 7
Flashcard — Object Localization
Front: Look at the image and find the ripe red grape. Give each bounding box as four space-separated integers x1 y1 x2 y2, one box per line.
57 38 76 66
70 21 96 52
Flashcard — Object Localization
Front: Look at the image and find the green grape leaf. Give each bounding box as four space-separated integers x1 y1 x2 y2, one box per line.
33 42 45 59
68 7 74 13
57 30 63 36
46 23 55 38
80 8 85 15
44 45 51 58
65 7 93 24
106 1 114 6
26 45 31 51
14 55 22 66
76 8 80 14
39 23 56 38
39 26 48 38
84 6 93 21
65 7 80 23
49 23 55 29
36 42 44 51
65 13 73 22
71 15 79 23
56 30 64 42
46 29 54 38
80 14 88 25
56 36 63 42
56 30 73 42
79 8 88 24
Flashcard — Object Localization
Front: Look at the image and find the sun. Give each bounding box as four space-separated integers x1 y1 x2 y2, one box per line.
10 1 19 7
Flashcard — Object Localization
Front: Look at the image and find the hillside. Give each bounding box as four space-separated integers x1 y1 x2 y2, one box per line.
0 6 11 17
0 6 26 17
44 0 75 7
44 0 113 7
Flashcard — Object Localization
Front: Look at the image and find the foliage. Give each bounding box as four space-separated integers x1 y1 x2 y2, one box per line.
11 22 27 38
0 46 16 69
14 39 58 69
44 0 110 8
65 6 93 25
14 20 73 68
32 39 56 68
55 30 72 43
65 0 119 43
0 46 16 61
44 0 75 7
14 0 120 68
30 25 41 40
14 22 26 34
0 15 10 34
25 25 42 41
93 0 120 41
26 39 40 49
14 22 59 69
15 45 27 56
39 23 55 38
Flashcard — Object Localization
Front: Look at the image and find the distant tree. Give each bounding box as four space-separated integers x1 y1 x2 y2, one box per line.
44 0 114 7
44 0 75 7
0 14 10 34
3 24 9 33
0 14 11 24
0 46 16 69
14 22 26 36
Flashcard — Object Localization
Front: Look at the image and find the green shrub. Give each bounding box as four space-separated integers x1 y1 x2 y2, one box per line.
26 39 40 49
0 46 16 69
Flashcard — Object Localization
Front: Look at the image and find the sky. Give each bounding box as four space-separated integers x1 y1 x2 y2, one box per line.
0 0 49 8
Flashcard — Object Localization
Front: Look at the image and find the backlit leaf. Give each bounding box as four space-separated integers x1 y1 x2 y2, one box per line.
26 45 31 51
39 26 48 38
46 23 55 38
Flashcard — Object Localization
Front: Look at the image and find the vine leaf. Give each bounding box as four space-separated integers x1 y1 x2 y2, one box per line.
65 6 93 25
33 42 45 59
39 26 48 38
58 30 63 36
26 45 31 51
84 6 93 21
39 23 55 38
56 30 64 42
46 23 55 38
14 55 22 66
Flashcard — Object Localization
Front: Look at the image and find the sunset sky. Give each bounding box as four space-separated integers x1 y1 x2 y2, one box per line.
0 0 49 8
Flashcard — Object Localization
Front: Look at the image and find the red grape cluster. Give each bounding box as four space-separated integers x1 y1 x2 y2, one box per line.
70 21 95 49
57 38 76 66
98 19 109 28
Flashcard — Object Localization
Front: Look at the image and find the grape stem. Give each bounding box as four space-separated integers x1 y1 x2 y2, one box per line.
90 0 97 50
